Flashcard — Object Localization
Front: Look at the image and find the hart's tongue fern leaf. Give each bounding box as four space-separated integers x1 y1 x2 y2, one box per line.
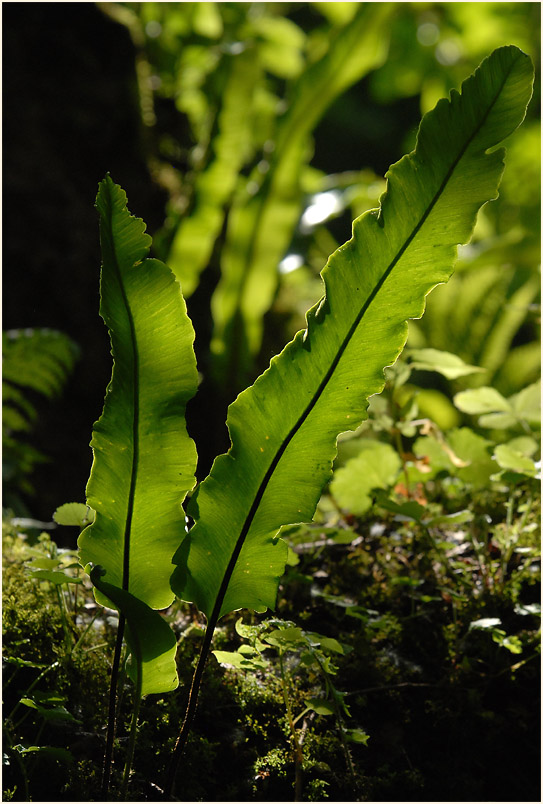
77 45 533 799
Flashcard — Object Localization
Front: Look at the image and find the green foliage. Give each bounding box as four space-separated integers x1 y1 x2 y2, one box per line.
2 328 79 402
207 3 393 390
330 440 402 515
3 328 79 506
105 2 395 392
214 616 364 795
454 380 541 431
78 176 199 694
101 2 540 404
70 45 536 798
79 177 199 611
4 8 540 799
2 518 111 802
90 565 178 696
172 46 533 629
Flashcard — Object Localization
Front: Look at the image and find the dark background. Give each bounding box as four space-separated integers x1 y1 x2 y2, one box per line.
4 3 166 519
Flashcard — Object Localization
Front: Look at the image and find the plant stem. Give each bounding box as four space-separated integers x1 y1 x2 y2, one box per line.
55 585 73 648
394 428 411 498
120 663 142 800
163 619 215 799
71 609 100 656
279 652 303 801
102 613 126 799
312 650 358 790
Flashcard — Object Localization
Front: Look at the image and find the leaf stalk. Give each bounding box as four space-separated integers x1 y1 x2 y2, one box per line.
102 613 126 799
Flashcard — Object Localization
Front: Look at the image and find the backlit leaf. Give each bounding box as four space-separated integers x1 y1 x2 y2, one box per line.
171 47 534 623
407 348 485 379
79 176 199 612
78 176 198 695
90 565 178 696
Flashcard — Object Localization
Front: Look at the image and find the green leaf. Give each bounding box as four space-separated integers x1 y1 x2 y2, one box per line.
2 328 79 399
2 383 38 433
167 48 260 296
498 635 523 654
505 436 539 458
264 627 305 649
330 440 402 515
447 428 498 488
3 656 47 669
53 503 95 528
315 636 346 655
251 15 306 79
19 698 81 725
78 176 199 612
27 569 82 586
212 650 268 671
3 329 80 494
413 427 498 489
509 380 541 425
493 443 539 477
375 493 427 523
24 557 61 570
305 698 335 716
90 566 178 696
455 380 541 429
13 745 74 764
210 3 393 390
406 348 485 379
344 728 370 745
425 509 474 528
171 47 533 623
453 386 511 415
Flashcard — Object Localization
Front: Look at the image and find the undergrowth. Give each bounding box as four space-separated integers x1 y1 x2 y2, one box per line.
3 471 540 800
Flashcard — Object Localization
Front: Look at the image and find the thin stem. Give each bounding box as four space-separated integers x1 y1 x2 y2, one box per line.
312 650 358 788
120 663 142 800
102 613 126 799
71 610 100 656
115 647 129 726
163 620 215 798
393 428 411 498
27 719 46 778
279 653 303 801
73 565 79 614
55 585 73 649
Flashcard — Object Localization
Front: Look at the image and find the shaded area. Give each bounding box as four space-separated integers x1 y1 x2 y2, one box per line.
3 3 166 520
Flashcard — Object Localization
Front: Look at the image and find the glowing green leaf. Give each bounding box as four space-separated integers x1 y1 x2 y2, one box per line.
172 47 534 624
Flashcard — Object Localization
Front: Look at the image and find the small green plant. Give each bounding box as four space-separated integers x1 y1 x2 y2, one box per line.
62 45 533 798
2 519 110 801
213 617 367 799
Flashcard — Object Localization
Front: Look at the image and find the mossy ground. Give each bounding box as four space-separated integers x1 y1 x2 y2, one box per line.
2 485 540 802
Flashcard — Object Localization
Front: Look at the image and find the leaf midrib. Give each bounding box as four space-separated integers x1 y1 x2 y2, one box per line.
205 56 516 623
104 181 141 594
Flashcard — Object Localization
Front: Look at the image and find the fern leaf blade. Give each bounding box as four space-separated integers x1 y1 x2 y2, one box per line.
171 47 533 621
79 176 199 612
